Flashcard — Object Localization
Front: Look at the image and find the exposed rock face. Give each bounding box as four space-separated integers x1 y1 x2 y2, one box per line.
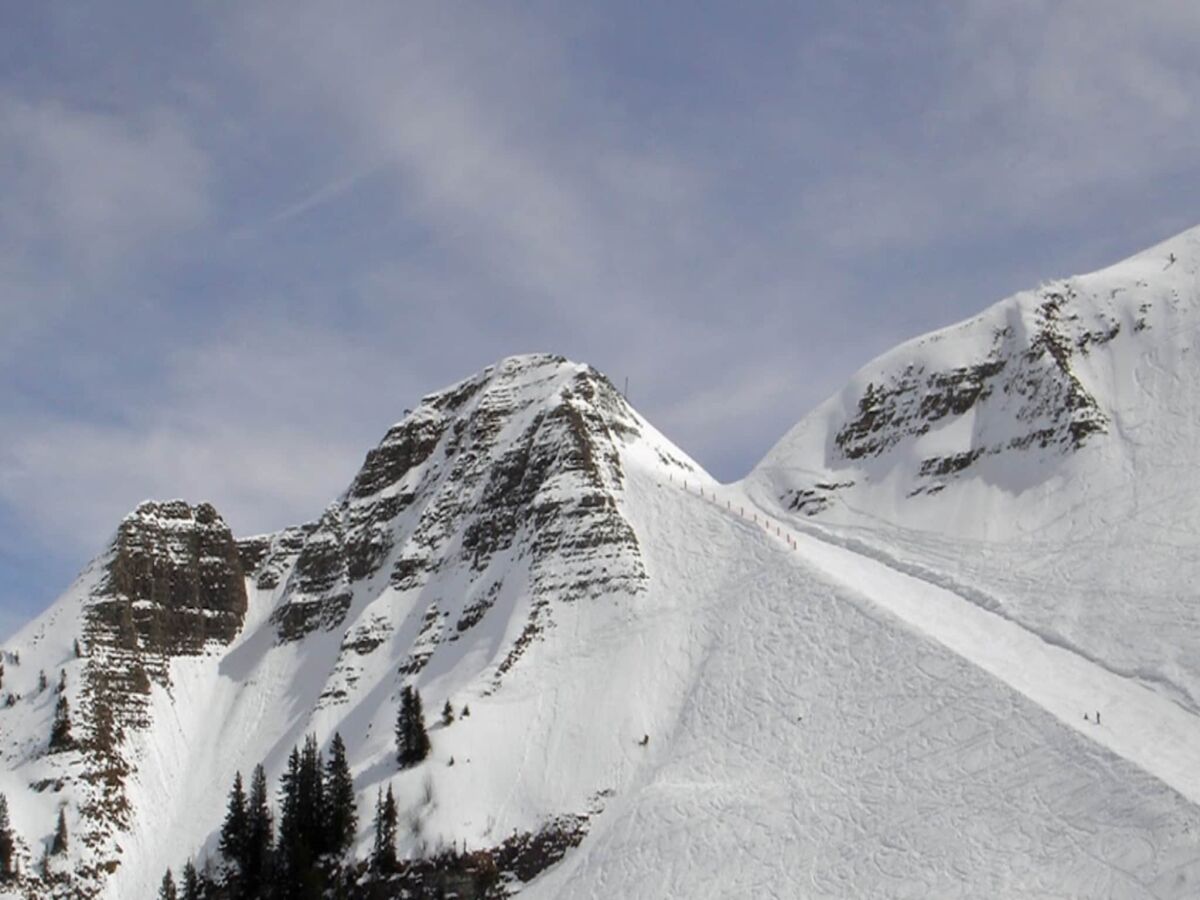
346 813 591 899
238 522 318 591
38 501 251 897
833 282 1109 479
269 354 655 694
783 278 1112 508
76 502 248 747
92 501 249 660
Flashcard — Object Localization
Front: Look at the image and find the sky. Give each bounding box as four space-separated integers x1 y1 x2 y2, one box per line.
3 1 1200 639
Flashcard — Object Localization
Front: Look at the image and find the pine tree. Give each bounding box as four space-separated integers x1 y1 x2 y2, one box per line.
48 693 73 752
37 670 47 692
0 794 15 881
219 771 248 871
441 700 454 726
461 704 470 718
370 786 397 873
277 745 302 858
324 733 357 858
244 764 273 897
395 686 431 768
51 808 68 855
300 734 325 856
181 860 201 900
158 868 178 900
57 669 67 693
277 742 324 897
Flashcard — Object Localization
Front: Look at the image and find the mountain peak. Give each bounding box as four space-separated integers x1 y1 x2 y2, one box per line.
351 353 630 503
748 224 1200 524
267 352 663 646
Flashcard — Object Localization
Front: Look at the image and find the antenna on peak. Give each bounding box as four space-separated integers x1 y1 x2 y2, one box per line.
623 376 629 401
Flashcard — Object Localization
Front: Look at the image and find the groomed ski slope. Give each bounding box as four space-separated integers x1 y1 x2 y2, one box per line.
528 464 1200 899
728 485 1200 808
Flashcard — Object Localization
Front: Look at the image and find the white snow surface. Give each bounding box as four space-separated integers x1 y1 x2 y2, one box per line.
748 225 1200 715
6 224 1200 899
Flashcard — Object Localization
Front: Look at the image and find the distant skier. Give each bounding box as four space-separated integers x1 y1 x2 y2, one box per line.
637 734 649 747
1084 713 1089 722
1096 711 1101 726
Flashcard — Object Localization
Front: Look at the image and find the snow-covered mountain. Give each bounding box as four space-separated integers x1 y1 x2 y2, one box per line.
746 225 1200 716
6 230 1200 898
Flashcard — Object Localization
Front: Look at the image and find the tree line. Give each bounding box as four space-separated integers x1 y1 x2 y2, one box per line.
159 685 437 900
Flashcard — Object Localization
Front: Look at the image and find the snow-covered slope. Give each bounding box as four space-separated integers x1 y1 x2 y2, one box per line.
7 222 1200 899
747 225 1200 717
533 477 1200 898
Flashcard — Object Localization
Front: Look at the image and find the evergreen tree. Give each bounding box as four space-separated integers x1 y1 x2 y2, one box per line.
395 686 430 768
57 669 66 693
370 786 397 873
158 868 178 900
300 734 325 856
219 771 248 871
37 670 47 692
0 794 15 881
181 860 202 900
243 764 273 897
276 742 324 898
323 733 357 858
50 808 68 855
461 704 470 718
48 693 73 752
274 748 302 892
441 700 454 726
277 745 302 857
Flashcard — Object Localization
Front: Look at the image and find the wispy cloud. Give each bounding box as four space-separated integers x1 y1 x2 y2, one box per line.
799 1 1200 256
0 97 211 272
5 0 1200 631
0 96 212 367
223 3 726 324
0 320 420 558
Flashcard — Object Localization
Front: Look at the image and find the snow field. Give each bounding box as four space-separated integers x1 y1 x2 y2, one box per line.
527 467 1200 898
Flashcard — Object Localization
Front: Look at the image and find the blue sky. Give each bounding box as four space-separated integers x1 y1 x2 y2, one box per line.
3 1 1200 639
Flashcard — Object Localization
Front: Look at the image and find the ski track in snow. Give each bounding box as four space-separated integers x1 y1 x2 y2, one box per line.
527 469 1200 899
686 481 1200 811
